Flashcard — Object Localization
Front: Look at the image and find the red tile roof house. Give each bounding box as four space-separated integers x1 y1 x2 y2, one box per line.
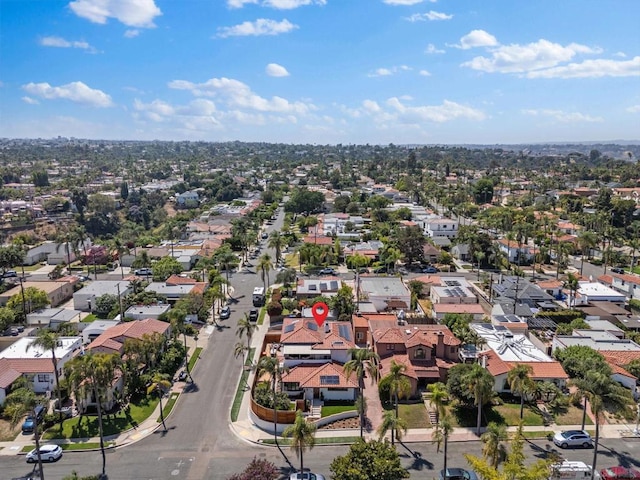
370 323 461 397
87 318 171 355
276 317 359 402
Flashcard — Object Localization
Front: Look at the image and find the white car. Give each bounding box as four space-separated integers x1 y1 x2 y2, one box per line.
290 473 326 480
553 430 593 448
26 444 63 463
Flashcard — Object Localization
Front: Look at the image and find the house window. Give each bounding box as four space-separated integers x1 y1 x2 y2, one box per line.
328 387 347 391
414 348 425 359
450 347 456 354
386 344 395 351
356 332 364 341
283 382 299 391
37 374 49 383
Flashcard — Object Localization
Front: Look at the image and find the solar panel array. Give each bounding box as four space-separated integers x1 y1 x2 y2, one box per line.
307 322 318 331
320 375 340 385
338 324 352 341
444 280 461 286
443 287 467 297
283 323 295 333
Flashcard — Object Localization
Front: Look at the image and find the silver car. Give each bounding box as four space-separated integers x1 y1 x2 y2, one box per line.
290 473 325 480
26 444 63 463
553 430 593 448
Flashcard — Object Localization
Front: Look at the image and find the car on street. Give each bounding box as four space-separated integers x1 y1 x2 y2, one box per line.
440 468 478 480
134 268 153 276
176 370 188 382
220 306 231 319
611 267 625 274
423 266 440 273
261 232 269 239
249 309 259 322
553 430 593 448
26 444 62 463
600 467 640 480
2 270 18 278
290 473 326 480
318 267 337 275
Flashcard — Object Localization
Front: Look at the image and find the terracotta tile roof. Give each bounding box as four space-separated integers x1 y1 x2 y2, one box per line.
612 273 640 285
282 362 358 389
598 274 614 285
412 274 442 285
352 315 369 328
280 318 324 344
514 361 568 379
482 351 511 376
166 274 197 285
0 358 22 389
372 328 406 344
87 318 170 353
609 362 637 379
379 354 418 380
3 358 55 374
537 280 563 289
601 350 640 366
302 235 334 245
405 327 460 348
313 324 356 350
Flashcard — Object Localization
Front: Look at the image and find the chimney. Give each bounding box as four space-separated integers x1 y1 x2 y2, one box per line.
435 331 445 358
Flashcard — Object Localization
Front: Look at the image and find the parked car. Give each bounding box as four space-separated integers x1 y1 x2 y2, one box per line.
553 430 593 448
249 309 259 322
290 473 326 480
176 370 188 382
440 468 478 480
318 267 337 275
611 267 625 274
220 306 231 319
26 444 63 463
2 270 18 278
261 232 269 239
21 405 45 434
423 266 440 273
134 268 153 276
600 467 640 480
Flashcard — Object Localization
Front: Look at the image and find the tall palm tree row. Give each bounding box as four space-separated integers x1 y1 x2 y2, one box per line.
343 347 381 438
236 314 256 366
464 363 495 436
257 356 289 453
258 253 272 292
481 421 507 468
383 360 411 445
432 413 453 474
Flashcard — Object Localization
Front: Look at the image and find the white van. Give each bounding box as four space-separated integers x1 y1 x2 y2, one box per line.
550 461 600 480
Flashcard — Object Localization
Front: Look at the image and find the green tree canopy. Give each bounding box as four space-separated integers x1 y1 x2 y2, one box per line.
7 286 49 317
330 438 409 480
152 256 184 281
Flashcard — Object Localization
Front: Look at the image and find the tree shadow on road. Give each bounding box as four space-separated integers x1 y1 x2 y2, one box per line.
182 382 200 393
524 438 564 461
398 441 434 471
597 442 640 468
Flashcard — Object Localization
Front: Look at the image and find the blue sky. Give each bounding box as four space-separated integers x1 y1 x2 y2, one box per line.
1 0 638 145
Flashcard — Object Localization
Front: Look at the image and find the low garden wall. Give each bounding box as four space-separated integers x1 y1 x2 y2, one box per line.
249 397 298 434
311 410 358 428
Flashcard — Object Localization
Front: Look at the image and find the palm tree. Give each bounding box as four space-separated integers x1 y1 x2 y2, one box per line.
147 372 172 432
427 382 448 422
464 363 495 435
343 347 381 437
236 314 256 365
168 309 192 382
481 421 507 468
27 329 64 427
577 230 598 275
257 356 290 451
377 409 408 446
258 253 272 292
432 413 453 474
571 369 633 480
282 410 317 477
507 364 534 420
475 251 486 281
267 231 285 265
4 387 45 479
381 360 411 444
564 272 579 309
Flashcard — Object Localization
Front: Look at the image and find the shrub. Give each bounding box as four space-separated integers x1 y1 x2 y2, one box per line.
266 300 283 317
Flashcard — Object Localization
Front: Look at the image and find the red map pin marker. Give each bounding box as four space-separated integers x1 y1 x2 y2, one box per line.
312 302 329 327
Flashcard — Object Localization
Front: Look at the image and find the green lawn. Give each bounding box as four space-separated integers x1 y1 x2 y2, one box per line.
188 347 203 371
230 348 255 422
43 396 159 440
321 404 357 418
262 436 360 446
21 442 114 452
554 405 593 426
258 307 267 325
81 314 97 323
493 403 544 426
384 403 432 428
158 393 179 422
447 402 543 428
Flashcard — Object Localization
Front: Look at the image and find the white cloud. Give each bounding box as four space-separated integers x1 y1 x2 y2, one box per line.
40 36 97 53
627 105 640 113
526 56 640 78
383 0 429 5
406 11 453 22
456 30 498 50
463 39 602 74
425 43 445 54
384 98 486 122
368 65 411 77
266 63 290 77
22 81 113 107
168 76 314 114
362 100 381 113
227 0 324 8
22 96 39 105
522 109 603 123
419 70 431 76
124 29 140 38
217 18 298 37
68 0 162 28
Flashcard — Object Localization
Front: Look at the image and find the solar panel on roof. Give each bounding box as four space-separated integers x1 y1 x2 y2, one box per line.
307 322 318 331
338 324 352 341
320 375 340 385
494 325 508 331
284 324 295 333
